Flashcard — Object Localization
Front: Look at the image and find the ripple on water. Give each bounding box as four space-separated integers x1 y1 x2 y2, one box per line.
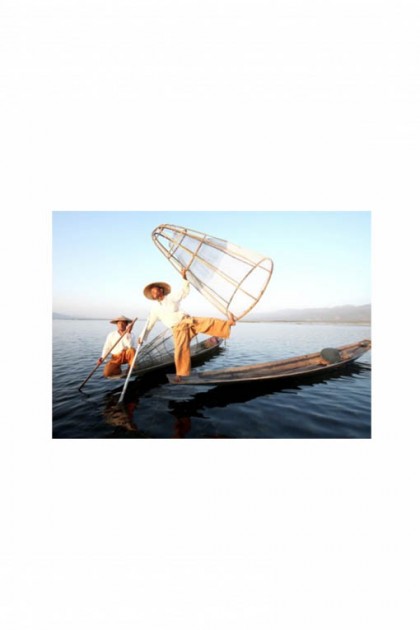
53 321 371 438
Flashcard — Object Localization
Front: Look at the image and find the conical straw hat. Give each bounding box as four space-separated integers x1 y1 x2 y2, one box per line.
109 315 133 324
143 282 171 300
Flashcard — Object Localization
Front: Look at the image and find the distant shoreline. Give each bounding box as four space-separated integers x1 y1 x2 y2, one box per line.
53 316 370 325
53 304 371 325
244 320 370 325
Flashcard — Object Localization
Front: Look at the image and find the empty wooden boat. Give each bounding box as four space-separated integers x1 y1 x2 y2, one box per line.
166 339 371 385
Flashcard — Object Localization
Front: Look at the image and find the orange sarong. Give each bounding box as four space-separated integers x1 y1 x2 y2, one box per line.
172 316 231 376
103 348 136 377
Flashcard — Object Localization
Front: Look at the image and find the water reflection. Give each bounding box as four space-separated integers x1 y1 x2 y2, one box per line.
55 320 371 438
168 362 371 413
172 415 192 438
170 363 371 438
105 361 370 439
102 393 145 436
99 375 232 438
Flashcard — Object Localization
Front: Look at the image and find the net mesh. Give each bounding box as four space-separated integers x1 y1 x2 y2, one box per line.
133 329 221 375
152 224 273 320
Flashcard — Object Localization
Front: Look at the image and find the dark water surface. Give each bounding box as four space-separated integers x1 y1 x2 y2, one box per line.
53 320 371 439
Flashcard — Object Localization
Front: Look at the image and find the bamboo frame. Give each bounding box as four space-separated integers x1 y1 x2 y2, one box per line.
151 224 274 320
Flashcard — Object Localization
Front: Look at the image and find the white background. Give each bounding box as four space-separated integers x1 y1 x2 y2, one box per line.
1 1 419 629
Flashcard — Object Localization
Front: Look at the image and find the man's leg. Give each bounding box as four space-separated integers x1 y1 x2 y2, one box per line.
172 316 235 377
190 316 233 339
123 348 136 366
172 321 194 376
103 353 123 377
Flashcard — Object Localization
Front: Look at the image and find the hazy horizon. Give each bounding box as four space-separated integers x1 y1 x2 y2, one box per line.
53 302 371 322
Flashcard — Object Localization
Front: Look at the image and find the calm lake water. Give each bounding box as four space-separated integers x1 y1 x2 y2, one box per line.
53 320 371 439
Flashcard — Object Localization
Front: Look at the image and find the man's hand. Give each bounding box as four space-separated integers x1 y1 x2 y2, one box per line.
97 357 103 366
181 267 188 280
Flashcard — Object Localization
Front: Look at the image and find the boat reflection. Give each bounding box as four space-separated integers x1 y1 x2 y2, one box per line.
168 362 371 417
99 361 370 438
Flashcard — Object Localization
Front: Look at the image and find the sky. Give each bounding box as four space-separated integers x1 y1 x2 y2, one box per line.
52 210 370 318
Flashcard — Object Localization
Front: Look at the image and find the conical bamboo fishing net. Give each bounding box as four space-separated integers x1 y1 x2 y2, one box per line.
135 329 176 373
134 329 221 374
152 224 274 320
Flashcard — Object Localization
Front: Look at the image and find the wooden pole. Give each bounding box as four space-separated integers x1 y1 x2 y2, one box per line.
117 320 149 404
78 318 138 391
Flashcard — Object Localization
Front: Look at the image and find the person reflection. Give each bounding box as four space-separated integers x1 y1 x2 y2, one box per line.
169 402 229 439
103 394 138 433
172 415 192 438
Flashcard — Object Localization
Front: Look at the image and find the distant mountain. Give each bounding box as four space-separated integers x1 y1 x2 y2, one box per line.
52 312 107 320
54 305 371 324
244 304 371 323
53 312 73 320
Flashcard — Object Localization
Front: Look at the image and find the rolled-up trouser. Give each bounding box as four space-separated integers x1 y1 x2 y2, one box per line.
172 316 231 376
103 348 136 377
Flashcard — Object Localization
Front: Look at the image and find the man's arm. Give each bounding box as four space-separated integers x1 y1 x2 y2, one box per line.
97 332 112 365
138 312 156 345
171 268 190 301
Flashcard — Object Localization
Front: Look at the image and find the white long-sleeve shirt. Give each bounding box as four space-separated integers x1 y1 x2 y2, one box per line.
141 280 190 343
101 330 134 358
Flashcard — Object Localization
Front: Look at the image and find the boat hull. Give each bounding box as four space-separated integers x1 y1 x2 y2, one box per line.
166 339 371 385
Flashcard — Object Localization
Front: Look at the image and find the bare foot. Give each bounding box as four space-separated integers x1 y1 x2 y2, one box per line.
228 312 236 326
174 375 182 383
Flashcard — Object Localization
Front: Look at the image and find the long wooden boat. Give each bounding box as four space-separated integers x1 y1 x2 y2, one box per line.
166 339 371 385
106 332 224 380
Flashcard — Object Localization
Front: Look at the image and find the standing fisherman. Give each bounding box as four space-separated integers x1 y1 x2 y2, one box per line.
139 269 236 381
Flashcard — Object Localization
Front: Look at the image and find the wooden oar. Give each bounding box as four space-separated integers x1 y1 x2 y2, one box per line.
78 317 138 391
117 320 149 404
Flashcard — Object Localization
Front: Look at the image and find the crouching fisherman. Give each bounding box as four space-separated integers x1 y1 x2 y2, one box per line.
97 316 136 377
